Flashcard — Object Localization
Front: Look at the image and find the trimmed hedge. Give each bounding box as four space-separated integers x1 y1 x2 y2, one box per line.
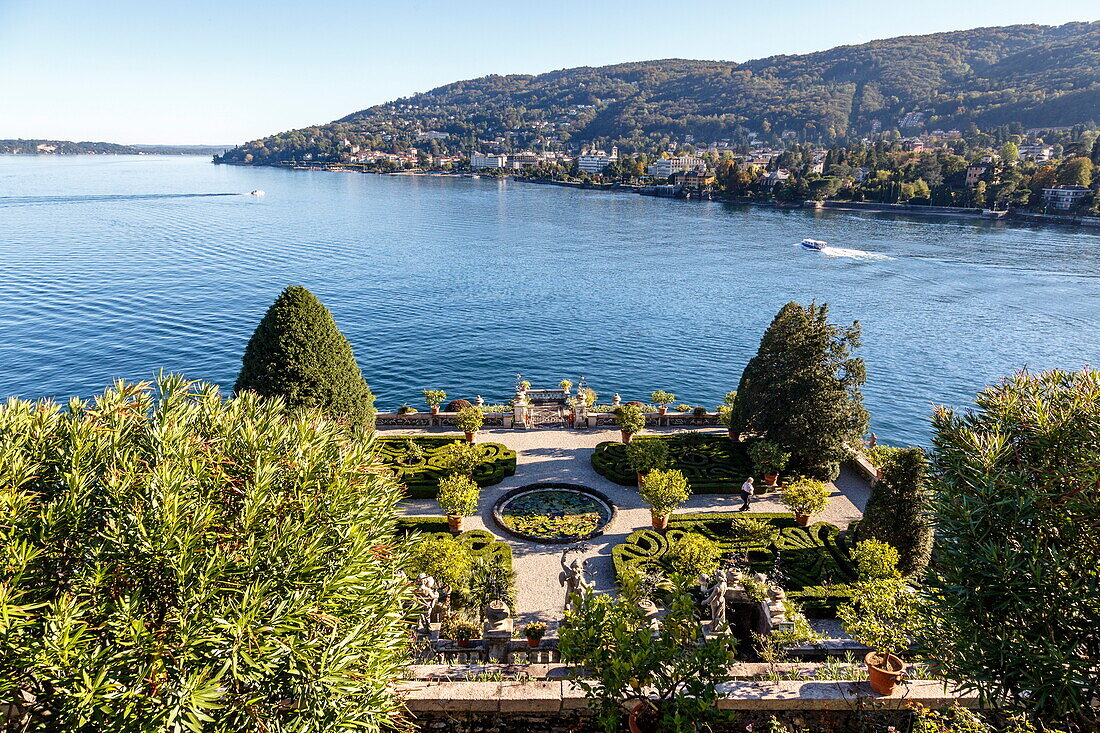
592 435 755 494
396 517 513 572
378 437 516 499
611 512 857 616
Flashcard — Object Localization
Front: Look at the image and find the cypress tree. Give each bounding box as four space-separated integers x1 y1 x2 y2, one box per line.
236 285 376 428
734 301 868 480
857 447 933 577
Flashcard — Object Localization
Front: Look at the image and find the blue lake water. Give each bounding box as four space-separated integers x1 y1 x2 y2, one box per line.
1 154 1098 445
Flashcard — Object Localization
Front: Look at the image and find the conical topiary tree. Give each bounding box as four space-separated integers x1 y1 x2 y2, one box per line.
734 301 868 480
236 285 376 428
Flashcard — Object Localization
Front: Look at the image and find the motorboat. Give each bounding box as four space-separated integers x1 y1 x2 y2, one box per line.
801 238 827 250
249 190 265 196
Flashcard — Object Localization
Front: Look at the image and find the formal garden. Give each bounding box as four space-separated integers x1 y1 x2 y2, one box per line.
0 287 1094 733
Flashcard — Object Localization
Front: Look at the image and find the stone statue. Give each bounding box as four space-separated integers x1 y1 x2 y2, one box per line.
637 599 661 636
413 573 440 630
559 551 592 611
704 574 728 633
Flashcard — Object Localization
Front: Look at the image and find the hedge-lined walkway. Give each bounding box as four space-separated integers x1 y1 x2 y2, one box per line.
390 425 871 625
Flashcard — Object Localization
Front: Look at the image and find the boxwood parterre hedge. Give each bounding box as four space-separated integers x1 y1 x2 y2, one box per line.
378 436 516 499
612 512 857 616
591 435 755 494
396 517 513 572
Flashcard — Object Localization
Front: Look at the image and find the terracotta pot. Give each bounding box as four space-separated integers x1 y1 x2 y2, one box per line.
764 472 779 487
658 405 667 415
866 651 905 695
651 512 669 531
447 515 463 532
457 638 471 648
636 472 645 486
526 637 540 648
621 430 632 444
629 702 658 733
464 431 475 444
795 513 811 526
430 405 439 415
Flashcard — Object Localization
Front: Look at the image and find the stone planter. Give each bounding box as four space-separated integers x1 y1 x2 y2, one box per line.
866 651 905 695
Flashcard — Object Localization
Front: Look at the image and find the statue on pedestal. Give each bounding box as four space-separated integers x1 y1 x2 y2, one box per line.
704 574 728 633
559 550 592 611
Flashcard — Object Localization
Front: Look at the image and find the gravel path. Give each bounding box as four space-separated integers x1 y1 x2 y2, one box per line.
387 425 871 626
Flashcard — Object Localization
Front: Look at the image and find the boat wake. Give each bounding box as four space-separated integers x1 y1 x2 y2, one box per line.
820 245 894 261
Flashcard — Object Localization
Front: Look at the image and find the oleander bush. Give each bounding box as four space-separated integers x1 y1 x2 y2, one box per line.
591 435 754 493
0 377 410 730
377 437 516 498
612 512 857 616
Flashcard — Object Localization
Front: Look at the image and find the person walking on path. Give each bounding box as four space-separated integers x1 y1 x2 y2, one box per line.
739 477 755 512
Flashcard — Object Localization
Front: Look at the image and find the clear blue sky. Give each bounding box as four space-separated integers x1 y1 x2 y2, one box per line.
1 0 1096 145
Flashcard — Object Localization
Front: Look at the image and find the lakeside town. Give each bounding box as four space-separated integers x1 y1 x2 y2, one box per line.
216 122 1100 225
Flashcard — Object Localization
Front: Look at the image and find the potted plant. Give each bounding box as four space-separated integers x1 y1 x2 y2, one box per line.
837 546 918 696
558 582 736 733
453 406 484 443
523 621 547 648
638 469 689 530
747 440 791 487
519 380 531 392
615 404 646 444
779 477 831 526
437 473 480 532
559 379 573 395
650 390 676 415
448 619 480 648
423 389 446 415
626 439 669 486
396 403 418 415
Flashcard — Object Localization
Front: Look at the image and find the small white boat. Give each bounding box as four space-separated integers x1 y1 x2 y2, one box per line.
801 238 827 250
249 190 265 196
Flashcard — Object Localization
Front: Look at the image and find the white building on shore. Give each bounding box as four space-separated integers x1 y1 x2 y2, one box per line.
471 153 508 169
577 146 618 175
647 155 704 178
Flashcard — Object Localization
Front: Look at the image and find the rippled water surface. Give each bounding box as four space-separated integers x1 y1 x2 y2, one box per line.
2 155 1098 444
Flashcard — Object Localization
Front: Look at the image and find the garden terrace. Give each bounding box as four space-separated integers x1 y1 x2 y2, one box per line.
378 436 517 498
591 435 755 494
612 512 858 616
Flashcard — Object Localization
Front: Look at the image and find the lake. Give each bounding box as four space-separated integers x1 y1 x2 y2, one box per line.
1 154 1098 445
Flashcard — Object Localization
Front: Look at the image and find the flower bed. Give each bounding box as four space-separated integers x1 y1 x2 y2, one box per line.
591 435 754 494
493 484 615 543
611 512 857 616
378 437 517 499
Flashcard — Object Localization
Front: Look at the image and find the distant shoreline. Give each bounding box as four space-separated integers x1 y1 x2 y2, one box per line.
218 159 1100 231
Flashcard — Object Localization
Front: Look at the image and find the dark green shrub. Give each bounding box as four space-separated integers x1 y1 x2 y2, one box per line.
626 439 670 476
615 404 646 436
445 398 472 412
856 446 932 577
668 533 722 576
235 285 376 428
